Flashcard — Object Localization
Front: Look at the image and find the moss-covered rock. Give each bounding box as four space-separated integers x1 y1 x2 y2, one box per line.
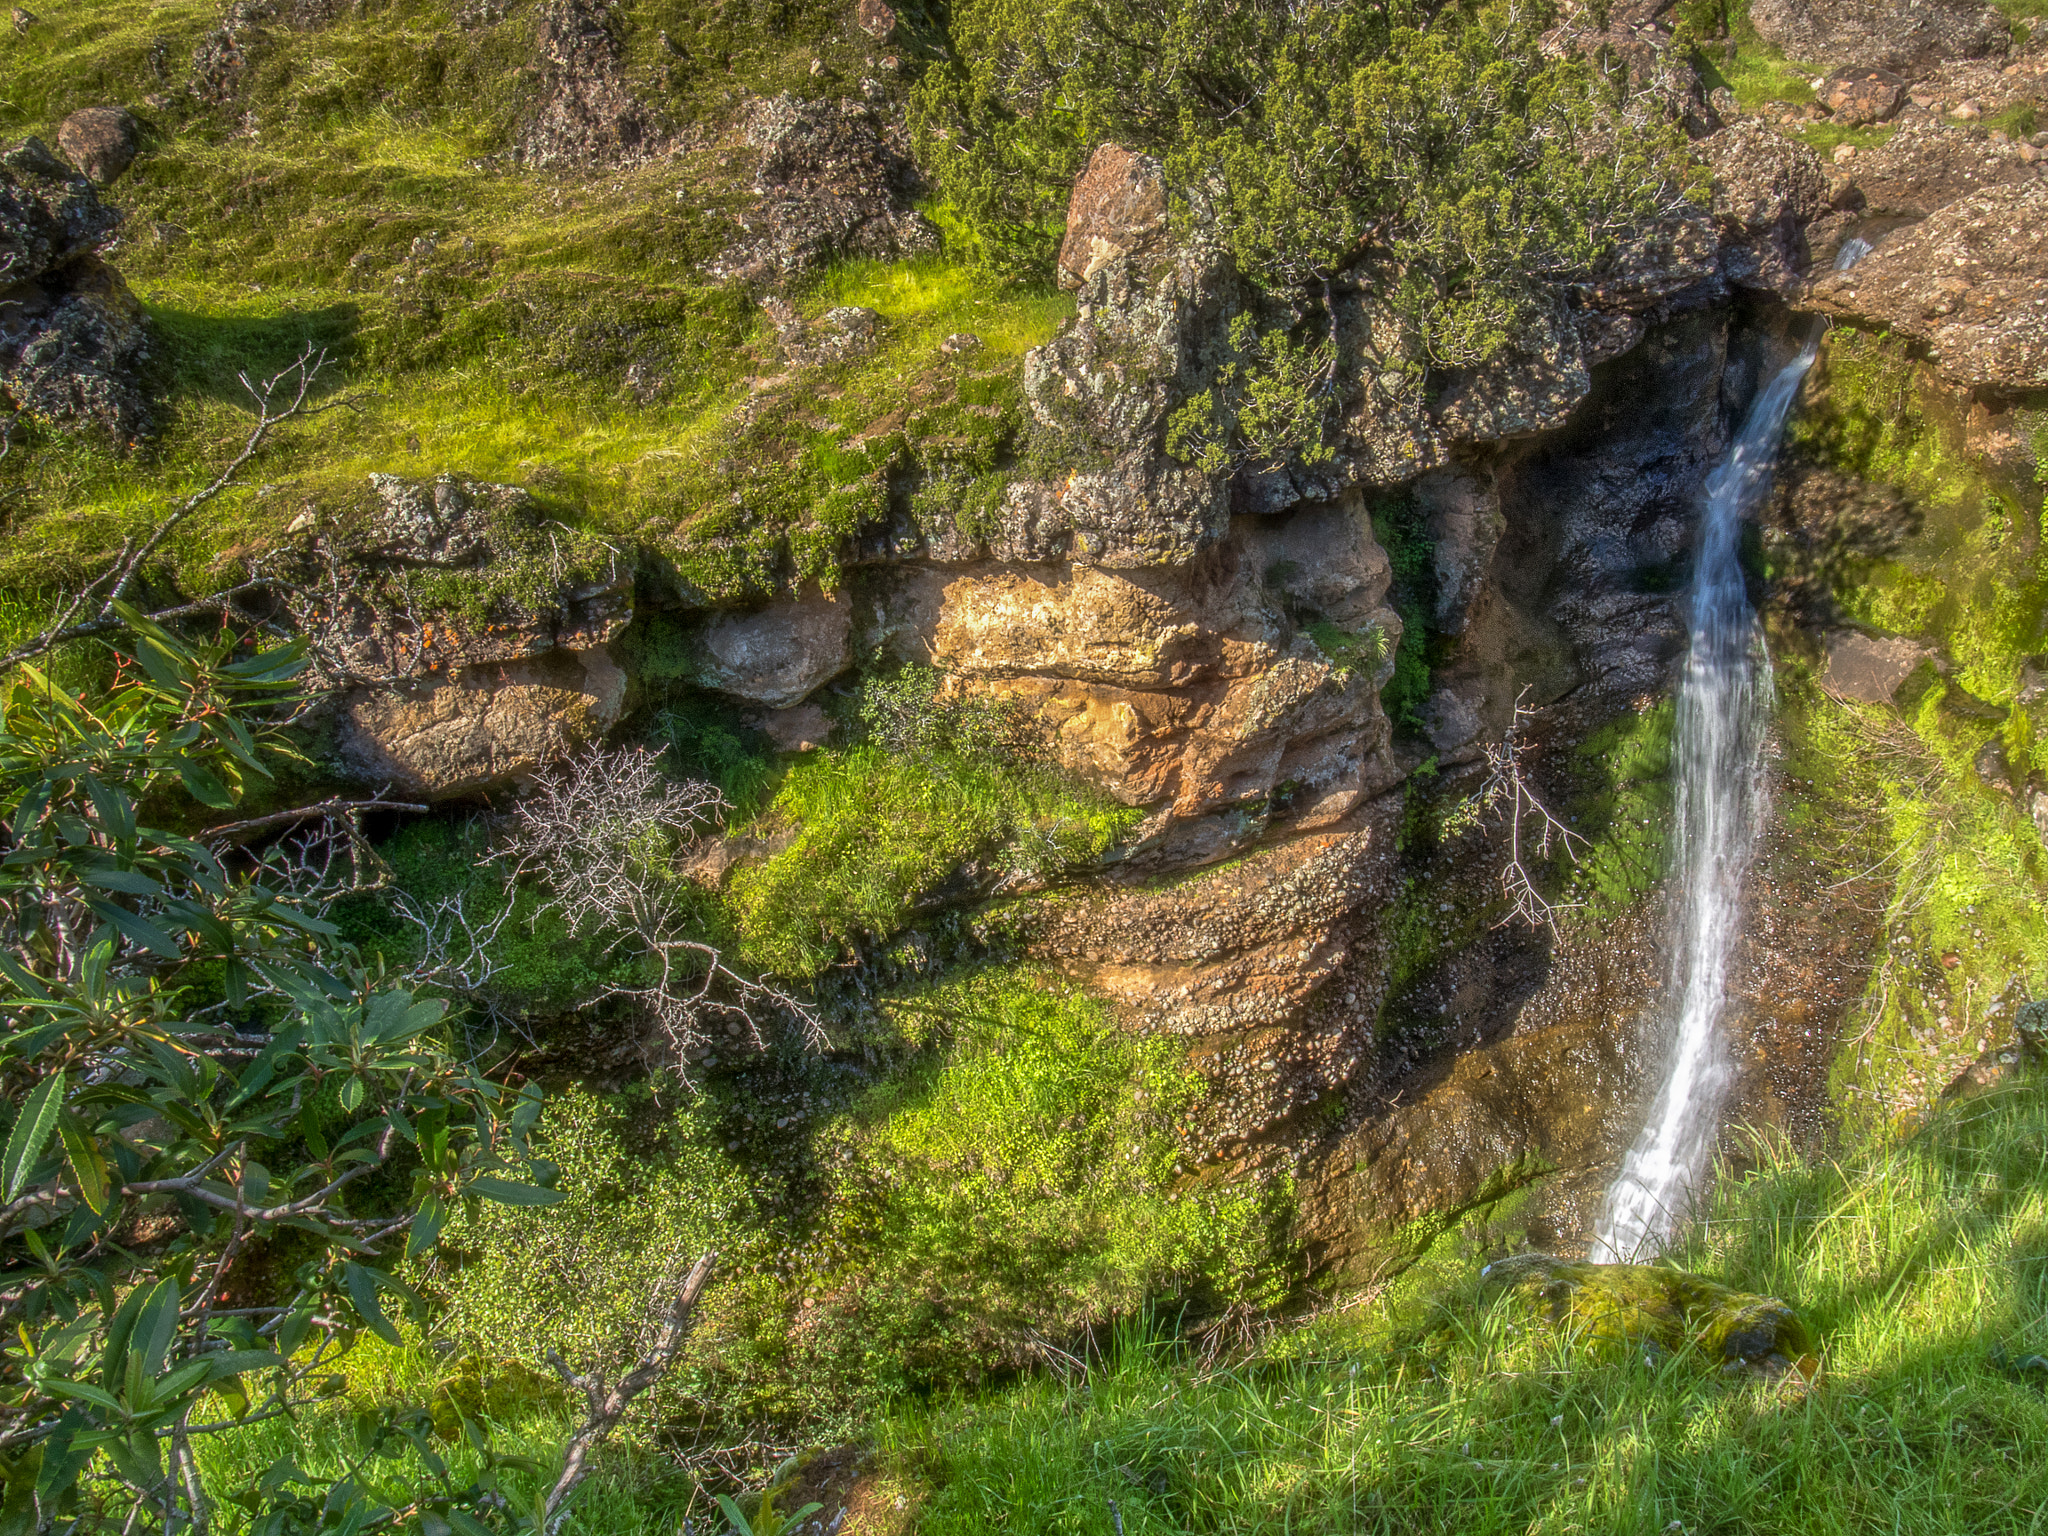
1480 1252 1816 1371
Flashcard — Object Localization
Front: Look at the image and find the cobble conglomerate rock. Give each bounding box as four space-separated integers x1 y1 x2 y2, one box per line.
1749 0 2008 78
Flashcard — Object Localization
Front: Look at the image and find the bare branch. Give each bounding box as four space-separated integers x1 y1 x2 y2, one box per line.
501 749 824 1075
1447 687 1591 940
542 1253 716 1530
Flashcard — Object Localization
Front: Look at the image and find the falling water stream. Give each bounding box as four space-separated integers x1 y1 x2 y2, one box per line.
1590 242 1869 1263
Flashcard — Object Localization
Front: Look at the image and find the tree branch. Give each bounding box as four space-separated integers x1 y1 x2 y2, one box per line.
541 1252 716 1530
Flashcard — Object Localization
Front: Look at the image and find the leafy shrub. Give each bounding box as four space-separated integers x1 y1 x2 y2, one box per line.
913 0 1705 363
1166 313 1338 473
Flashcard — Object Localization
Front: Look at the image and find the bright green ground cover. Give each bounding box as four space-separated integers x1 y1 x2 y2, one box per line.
880 1075 2048 1536
0 1 1071 604
189 1072 2048 1534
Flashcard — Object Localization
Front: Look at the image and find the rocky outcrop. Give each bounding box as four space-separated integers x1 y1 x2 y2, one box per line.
867 490 1404 854
1749 0 2008 78
1821 67 1910 125
1700 121 1832 297
1804 180 2048 391
310 475 636 798
1030 822 1392 1145
710 95 938 285
337 648 629 800
0 138 149 443
516 0 661 169
1831 113 2041 219
691 588 853 707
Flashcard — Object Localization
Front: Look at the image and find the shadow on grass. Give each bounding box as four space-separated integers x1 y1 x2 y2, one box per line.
144 299 362 406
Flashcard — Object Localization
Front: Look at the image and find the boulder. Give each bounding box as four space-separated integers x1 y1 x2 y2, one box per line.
335 648 628 800
0 140 150 443
515 0 659 168
1748 0 2008 79
0 137 119 275
710 95 938 284
1834 113 2038 219
1056 144 1171 291
1820 630 1937 702
55 107 140 185
1820 67 1908 124
1804 180 2048 391
692 588 852 706
1480 1254 1818 1373
1700 119 1831 296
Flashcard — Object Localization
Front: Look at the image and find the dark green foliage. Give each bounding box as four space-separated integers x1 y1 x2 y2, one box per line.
1165 312 1337 473
650 693 781 816
0 613 559 1534
913 0 1707 362
1370 492 1438 733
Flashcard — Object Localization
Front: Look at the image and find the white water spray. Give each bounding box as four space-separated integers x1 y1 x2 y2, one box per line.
1591 243 1869 1263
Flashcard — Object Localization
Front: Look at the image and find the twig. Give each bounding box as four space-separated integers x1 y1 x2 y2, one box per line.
0 345 370 672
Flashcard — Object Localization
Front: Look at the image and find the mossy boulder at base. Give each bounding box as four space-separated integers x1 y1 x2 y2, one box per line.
1481 1253 1816 1371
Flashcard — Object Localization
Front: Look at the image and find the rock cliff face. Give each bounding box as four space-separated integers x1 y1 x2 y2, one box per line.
18 0 2044 1279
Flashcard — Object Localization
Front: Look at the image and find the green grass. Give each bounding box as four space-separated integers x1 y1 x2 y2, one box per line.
407 968 1287 1440
729 744 1140 979
0 1 1071 606
873 1073 2048 1536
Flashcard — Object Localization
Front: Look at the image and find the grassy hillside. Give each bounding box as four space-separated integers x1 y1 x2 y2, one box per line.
186 1069 2048 1533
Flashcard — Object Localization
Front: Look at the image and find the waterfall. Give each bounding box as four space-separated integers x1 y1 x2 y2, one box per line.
1590 244 1868 1263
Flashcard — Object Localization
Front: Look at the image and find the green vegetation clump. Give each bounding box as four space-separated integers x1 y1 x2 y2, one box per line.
1561 698 1677 925
418 969 1288 1434
871 1076 2048 1536
914 0 1706 364
1370 492 1438 733
722 665 1139 978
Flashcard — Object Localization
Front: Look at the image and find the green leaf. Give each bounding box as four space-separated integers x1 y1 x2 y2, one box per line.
85 900 183 961
467 1177 564 1208
57 1114 110 1215
4 1071 64 1200
204 1349 287 1379
80 776 138 842
342 1264 403 1347
42 1379 124 1416
406 1192 448 1260
176 760 236 810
